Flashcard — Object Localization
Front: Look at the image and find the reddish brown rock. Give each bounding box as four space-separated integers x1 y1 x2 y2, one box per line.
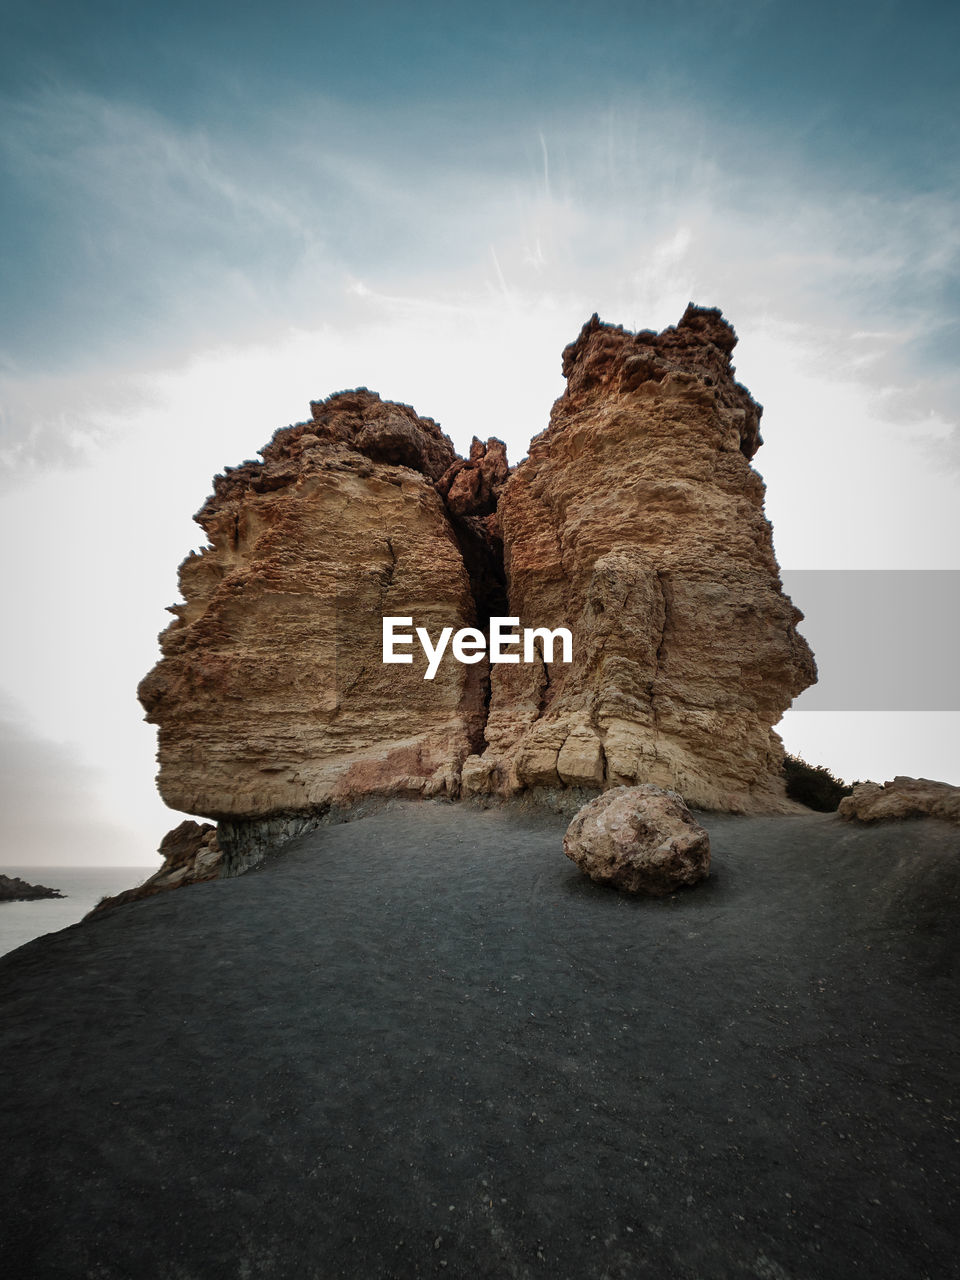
86 820 222 915
563 784 711 895
839 777 960 824
436 436 510 638
462 305 816 812
436 436 510 517
306 388 456 480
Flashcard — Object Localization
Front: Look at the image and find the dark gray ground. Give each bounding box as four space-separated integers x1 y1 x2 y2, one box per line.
1 801 958 1280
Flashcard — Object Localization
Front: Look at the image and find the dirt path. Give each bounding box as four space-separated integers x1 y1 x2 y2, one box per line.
1 801 957 1279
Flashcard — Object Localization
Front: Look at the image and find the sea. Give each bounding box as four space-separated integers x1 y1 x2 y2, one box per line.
0 866 158 961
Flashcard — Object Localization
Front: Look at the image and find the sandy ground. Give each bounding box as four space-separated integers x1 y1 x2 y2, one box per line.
0 799 957 1280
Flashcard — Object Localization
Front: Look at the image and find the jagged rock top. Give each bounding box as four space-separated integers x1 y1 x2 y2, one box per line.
203 389 459 523
306 388 457 480
559 303 763 458
436 436 510 517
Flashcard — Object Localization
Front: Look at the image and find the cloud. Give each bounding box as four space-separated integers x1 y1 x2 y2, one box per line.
0 702 157 866
0 88 328 358
2 83 957 396
3 82 959 506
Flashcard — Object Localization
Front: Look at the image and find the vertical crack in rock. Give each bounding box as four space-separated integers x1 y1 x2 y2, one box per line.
650 568 671 735
435 436 510 627
434 437 511 754
380 537 397 591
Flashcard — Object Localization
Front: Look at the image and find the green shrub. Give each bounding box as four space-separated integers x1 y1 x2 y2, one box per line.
783 754 854 812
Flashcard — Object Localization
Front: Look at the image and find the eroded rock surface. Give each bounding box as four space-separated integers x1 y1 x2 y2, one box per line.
139 390 489 819
839 777 960 824
140 306 815 835
563 783 711 895
87 821 222 916
463 306 816 812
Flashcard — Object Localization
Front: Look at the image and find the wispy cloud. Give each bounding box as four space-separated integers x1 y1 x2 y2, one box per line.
3 81 958 467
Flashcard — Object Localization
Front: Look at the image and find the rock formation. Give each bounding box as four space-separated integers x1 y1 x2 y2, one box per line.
0 874 63 902
139 307 815 860
563 784 711 895
462 306 816 811
87 820 222 916
839 777 960 824
139 390 488 820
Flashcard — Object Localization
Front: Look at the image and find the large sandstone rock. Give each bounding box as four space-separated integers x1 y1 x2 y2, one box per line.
139 390 490 819
839 777 960 824
563 784 711 895
463 306 816 812
140 306 815 838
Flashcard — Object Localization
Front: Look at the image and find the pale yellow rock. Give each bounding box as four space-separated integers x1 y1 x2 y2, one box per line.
460 753 496 797
557 726 606 788
839 777 960 824
139 391 486 820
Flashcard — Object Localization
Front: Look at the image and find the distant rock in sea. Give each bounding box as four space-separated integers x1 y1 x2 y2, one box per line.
0 874 64 903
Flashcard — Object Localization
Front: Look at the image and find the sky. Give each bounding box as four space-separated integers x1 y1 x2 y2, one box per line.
1 0 958 865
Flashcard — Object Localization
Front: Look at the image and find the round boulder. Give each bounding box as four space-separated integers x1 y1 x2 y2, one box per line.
563 784 710 895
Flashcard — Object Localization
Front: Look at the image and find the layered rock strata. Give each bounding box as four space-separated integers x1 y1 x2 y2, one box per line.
139 390 489 820
463 306 816 811
140 306 815 838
